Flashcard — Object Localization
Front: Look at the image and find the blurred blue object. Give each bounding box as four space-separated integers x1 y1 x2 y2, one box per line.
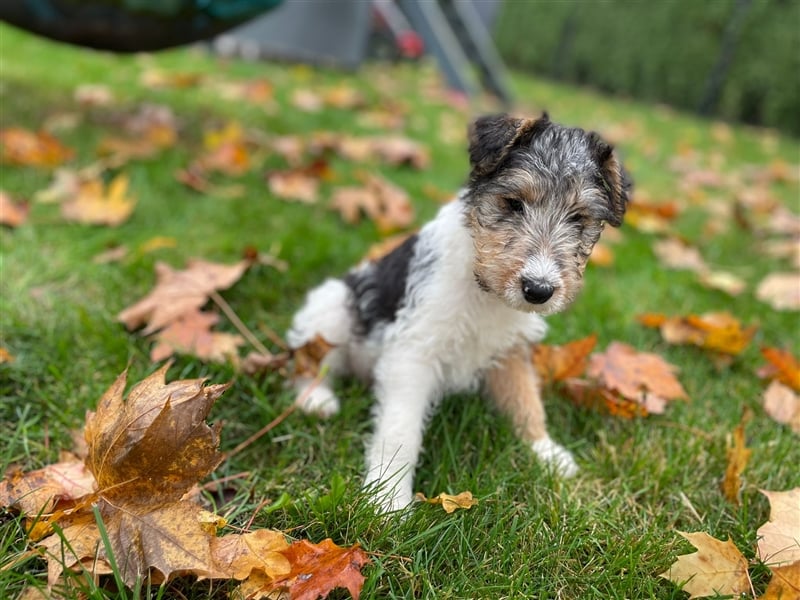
0 0 284 52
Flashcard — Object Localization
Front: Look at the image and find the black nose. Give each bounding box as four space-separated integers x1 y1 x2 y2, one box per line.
521 278 555 304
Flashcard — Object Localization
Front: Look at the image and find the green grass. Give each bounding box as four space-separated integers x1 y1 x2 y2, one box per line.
1 23 799 599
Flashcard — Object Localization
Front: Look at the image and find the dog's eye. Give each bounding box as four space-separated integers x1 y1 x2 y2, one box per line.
567 213 584 224
504 198 525 214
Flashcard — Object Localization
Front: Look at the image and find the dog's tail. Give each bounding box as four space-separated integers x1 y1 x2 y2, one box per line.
287 278 354 350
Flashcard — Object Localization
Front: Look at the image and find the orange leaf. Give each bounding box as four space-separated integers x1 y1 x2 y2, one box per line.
640 311 756 356
563 378 648 419
149 308 244 365
759 347 800 392
258 539 369 600
532 335 597 384
0 190 30 227
760 562 800 600
0 127 74 167
720 412 752 505
0 455 96 516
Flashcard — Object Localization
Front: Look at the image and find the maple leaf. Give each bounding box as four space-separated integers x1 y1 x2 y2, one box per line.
653 237 708 272
0 127 74 167
532 335 597 384
760 562 800 600
60 173 137 227
585 341 688 414
638 311 756 356
0 454 95 516
84 364 227 504
415 491 478 513
149 308 245 365
660 531 751 599
759 347 800 393
757 272 800 311
757 488 800 568
293 334 335 379
330 173 415 233
762 381 800 434
117 258 250 335
267 169 320 204
210 529 290 580
563 378 648 419
720 413 752 505
243 538 369 600
0 190 30 227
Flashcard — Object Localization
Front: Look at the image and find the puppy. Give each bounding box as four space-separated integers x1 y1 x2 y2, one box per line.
288 114 631 511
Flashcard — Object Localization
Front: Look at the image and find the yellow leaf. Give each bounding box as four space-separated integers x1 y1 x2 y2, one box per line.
720 413 752 505
60 173 136 227
660 531 750 599
757 488 800 568
415 491 478 513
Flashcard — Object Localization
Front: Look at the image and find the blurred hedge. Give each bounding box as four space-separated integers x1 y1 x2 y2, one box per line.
494 0 799 135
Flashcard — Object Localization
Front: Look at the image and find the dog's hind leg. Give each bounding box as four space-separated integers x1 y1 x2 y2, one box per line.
287 278 354 417
486 345 578 477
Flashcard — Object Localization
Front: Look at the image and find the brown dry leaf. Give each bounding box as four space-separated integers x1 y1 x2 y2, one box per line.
241 350 291 376
639 311 757 356
84 364 227 504
760 562 800 600
175 165 246 199
588 242 615 267
0 190 30 227
141 68 204 89
563 378 648 419
267 169 319 204
0 347 14 363
653 237 708 272
292 88 324 112
60 172 137 227
720 412 752 505
74 83 114 107
330 173 415 233
587 341 688 413
757 488 800 567
759 347 800 392
247 538 369 600
210 529 290 580
149 309 245 364
0 455 95 516
756 272 800 311
369 136 430 169
762 381 800 434
0 127 74 167
660 531 751 599
117 258 250 335
415 491 478 513
624 198 681 233
293 334 335 379
93 245 129 264
532 335 597 384
697 270 747 296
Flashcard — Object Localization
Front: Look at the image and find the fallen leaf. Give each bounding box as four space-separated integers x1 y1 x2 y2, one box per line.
139 236 178 254
697 270 747 296
757 488 800 567
0 455 95 516
0 127 74 167
241 350 291 376
0 190 30 227
211 529 290 580
34 168 84 204
586 341 688 413
149 308 244 364
292 89 324 112
532 335 597 384
757 272 800 311
653 237 708 272
84 365 227 504
762 381 800 434
660 531 751 599
330 173 415 233
141 69 204 89
92 245 129 264
0 347 15 363
74 83 114 107
563 378 648 419
588 242 615 267
363 232 415 261
760 561 800 600
267 169 320 204
759 347 800 392
720 412 752 505
60 173 137 227
415 491 478 513
639 311 756 356
293 334 335 379
117 258 250 335
245 538 369 600
175 166 246 199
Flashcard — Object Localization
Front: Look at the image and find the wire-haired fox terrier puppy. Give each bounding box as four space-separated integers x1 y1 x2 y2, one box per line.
288 114 631 512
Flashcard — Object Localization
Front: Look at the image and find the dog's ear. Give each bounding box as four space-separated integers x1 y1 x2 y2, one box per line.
588 132 632 227
468 113 550 179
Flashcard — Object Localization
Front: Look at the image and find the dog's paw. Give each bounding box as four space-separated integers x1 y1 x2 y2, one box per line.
294 383 340 418
531 437 579 478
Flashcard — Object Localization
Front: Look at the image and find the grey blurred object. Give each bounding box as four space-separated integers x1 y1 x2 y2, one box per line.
213 0 512 104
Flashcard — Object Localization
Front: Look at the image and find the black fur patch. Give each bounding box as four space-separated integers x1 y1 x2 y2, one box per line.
345 234 419 335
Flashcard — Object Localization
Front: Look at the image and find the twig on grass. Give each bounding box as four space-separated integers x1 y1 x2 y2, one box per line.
209 290 271 356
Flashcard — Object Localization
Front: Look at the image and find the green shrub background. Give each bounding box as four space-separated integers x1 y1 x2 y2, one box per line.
494 0 799 135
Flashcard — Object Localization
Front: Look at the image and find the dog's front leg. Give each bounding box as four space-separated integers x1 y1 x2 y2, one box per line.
486 345 578 477
364 356 439 513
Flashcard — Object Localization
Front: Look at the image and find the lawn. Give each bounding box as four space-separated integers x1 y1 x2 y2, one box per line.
1 23 799 599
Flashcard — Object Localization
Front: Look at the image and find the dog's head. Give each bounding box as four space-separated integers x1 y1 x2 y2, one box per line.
465 113 631 315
